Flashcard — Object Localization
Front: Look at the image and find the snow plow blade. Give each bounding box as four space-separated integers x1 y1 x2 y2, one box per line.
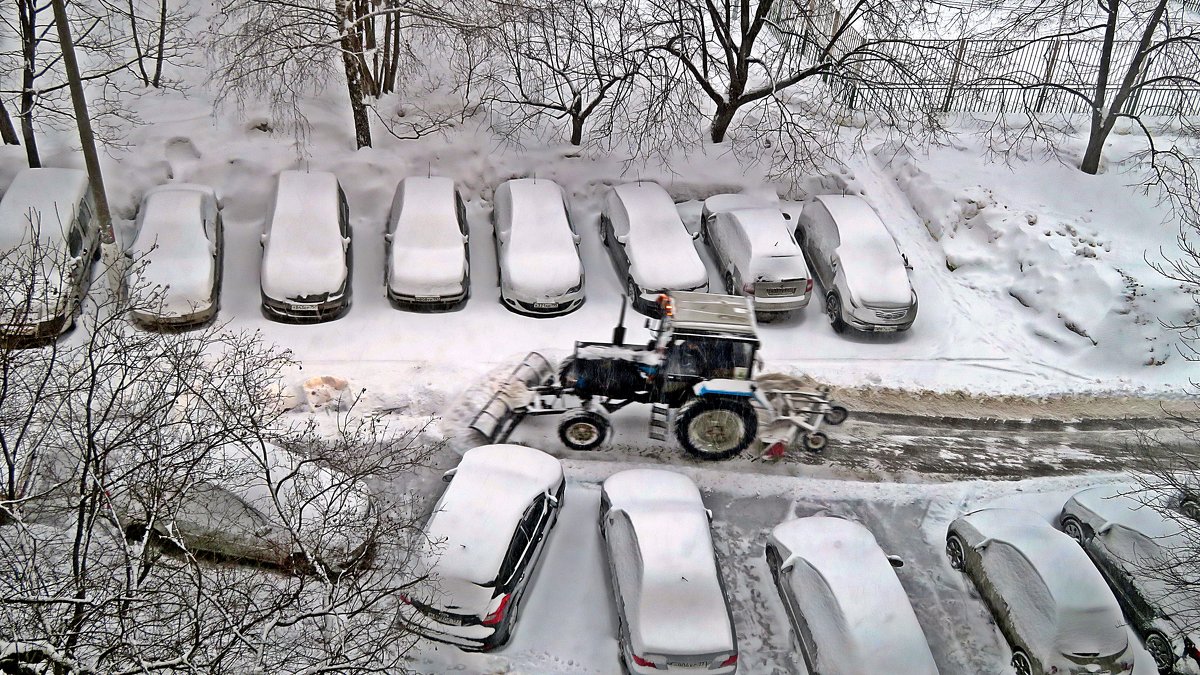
465 352 556 445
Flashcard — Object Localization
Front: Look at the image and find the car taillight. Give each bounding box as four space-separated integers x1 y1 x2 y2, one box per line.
742 282 755 294
805 278 813 293
482 593 510 626
630 653 658 668
718 652 738 667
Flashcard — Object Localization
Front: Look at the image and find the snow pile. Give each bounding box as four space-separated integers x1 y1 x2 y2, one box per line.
884 148 1124 345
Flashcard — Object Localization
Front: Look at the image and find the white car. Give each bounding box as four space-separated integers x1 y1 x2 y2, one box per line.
599 469 738 674
492 178 584 316
1060 485 1200 674
796 195 917 333
600 182 708 315
765 516 939 675
108 442 374 574
260 171 352 322
700 193 812 319
0 167 98 343
946 508 1136 675
384 176 470 310
400 444 565 651
127 184 223 329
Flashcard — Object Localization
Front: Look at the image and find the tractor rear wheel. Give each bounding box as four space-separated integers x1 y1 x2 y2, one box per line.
675 397 757 460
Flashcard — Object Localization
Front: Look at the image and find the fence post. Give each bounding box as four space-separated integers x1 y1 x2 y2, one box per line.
1035 40 1062 113
942 39 968 112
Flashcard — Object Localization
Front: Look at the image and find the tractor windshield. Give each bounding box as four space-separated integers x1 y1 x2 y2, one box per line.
666 336 755 381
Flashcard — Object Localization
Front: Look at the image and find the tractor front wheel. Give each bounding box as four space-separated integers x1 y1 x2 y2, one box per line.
558 409 610 451
675 397 757 460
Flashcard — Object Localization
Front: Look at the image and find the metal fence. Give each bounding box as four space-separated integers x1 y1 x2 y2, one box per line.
769 0 1200 115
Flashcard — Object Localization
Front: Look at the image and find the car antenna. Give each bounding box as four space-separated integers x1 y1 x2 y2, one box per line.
427 161 431 179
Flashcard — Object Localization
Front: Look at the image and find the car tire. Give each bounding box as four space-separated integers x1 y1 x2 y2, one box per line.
625 277 639 308
825 291 846 333
724 272 736 295
675 397 757 460
1010 650 1032 675
802 431 828 452
825 405 849 426
557 409 610 451
946 533 967 571
1181 498 1200 521
1060 515 1088 544
1145 632 1175 673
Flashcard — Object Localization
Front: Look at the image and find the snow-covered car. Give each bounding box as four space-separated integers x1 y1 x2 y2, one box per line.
384 176 470 310
1059 485 1200 674
765 516 939 675
126 184 223 329
400 444 565 651
492 178 584 316
600 182 708 315
0 167 98 343
795 195 917 333
599 469 738 674
946 508 1136 675
259 171 352 323
700 193 812 320
108 442 375 575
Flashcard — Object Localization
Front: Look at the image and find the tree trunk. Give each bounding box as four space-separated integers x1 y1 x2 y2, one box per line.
18 0 40 166
1080 113 1115 175
569 115 584 146
151 0 168 87
19 94 40 168
126 0 150 85
710 103 736 143
338 1 372 149
0 99 18 145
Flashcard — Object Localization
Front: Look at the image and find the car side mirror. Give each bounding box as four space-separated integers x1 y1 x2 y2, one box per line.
383 232 393 243
887 555 905 569
830 255 838 269
573 233 581 245
705 508 713 523
545 490 559 507
902 253 913 270
259 233 267 247
782 212 792 221
780 553 799 572
342 236 351 249
462 234 469 244
70 256 82 271
691 231 700 241
616 234 628 245
441 468 457 483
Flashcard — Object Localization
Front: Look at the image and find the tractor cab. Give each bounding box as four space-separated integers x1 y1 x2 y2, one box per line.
651 292 760 404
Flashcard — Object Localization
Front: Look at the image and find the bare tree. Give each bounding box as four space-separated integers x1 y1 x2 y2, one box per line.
975 0 1199 174
641 0 953 144
0 244 434 673
485 0 644 146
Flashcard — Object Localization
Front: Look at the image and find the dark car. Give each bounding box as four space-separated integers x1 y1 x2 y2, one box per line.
398 444 565 651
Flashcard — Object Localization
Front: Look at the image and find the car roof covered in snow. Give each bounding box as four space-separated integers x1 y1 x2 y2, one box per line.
603 469 735 656
261 171 347 299
130 185 217 315
1067 484 1186 543
423 444 563 586
722 208 804 259
605 183 707 292
958 508 1128 642
494 178 581 294
666 291 758 339
770 517 939 674
0 168 89 250
390 177 460 249
813 195 912 307
702 192 779 216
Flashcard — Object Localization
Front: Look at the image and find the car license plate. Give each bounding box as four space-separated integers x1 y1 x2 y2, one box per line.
416 296 438 302
874 326 898 333
534 302 556 309
768 287 796 296
290 302 310 312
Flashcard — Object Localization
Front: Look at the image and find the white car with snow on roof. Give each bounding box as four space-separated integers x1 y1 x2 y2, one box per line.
946 507 1136 675
384 176 470 310
399 444 565 651
127 184 223 329
700 193 812 320
1059 485 1200 674
492 178 584 316
259 170 353 323
107 442 375 576
765 516 939 675
0 167 99 344
795 194 917 333
599 469 738 674
600 182 708 315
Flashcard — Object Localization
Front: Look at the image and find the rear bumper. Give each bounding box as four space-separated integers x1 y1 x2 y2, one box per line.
753 293 810 312
0 313 71 347
129 304 217 331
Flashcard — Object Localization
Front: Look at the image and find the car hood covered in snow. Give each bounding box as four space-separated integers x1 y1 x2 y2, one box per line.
816 195 913 308
129 186 216 316
260 171 347 300
388 177 466 296
495 179 581 296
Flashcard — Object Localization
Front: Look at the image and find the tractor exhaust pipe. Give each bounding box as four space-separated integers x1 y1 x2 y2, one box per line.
612 295 628 344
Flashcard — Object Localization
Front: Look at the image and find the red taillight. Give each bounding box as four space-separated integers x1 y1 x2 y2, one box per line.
742 282 755 295
805 278 813 293
482 593 510 626
719 653 738 667
630 653 655 667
